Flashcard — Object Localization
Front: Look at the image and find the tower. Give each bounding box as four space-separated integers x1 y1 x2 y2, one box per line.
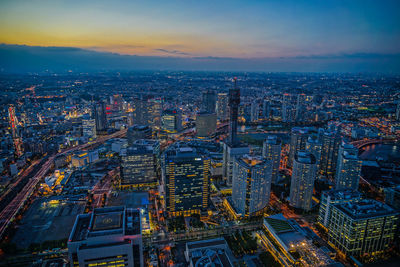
335 143 361 190
228 78 240 145
94 101 108 134
262 136 282 183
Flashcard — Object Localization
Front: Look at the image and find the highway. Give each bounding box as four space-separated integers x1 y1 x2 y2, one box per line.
0 129 127 240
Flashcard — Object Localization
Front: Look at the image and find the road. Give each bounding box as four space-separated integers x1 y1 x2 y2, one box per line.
0 129 127 240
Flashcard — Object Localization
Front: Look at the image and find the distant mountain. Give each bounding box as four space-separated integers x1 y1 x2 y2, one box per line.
1 44 399 73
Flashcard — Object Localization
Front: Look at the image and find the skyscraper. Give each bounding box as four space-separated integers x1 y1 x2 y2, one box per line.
216 92 229 121
223 78 250 185
288 127 310 168
282 93 293 122
196 111 217 137
232 155 272 217
320 129 341 177
306 135 322 174
328 199 399 258
163 144 210 217
228 78 240 145
82 115 96 139
262 135 281 183
120 140 160 188
289 151 317 211
335 143 361 190
161 109 182 133
94 101 108 134
295 93 306 121
202 90 217 114
396 100 400 121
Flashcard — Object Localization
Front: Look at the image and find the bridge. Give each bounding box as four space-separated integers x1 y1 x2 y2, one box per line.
351 139 382 149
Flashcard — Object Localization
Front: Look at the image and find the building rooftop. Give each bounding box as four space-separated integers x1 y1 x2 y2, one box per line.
295 151 316 164
336 199 398 219
322 189 363 201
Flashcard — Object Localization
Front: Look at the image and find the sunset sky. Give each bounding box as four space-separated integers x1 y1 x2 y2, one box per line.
1 0 399 58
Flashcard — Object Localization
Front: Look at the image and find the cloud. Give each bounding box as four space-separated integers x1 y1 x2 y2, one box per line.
154 48 191 56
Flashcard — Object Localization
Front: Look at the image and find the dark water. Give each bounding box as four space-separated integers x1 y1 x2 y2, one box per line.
359 143 400 162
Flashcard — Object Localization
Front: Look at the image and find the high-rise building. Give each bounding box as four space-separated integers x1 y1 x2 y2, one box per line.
147 97 163 129
306 135 322 174
228 78 240 145
161 109 182 133
223 78 250 185
250 101 259 122
82 115 96 139
232 155 272 217
262 99 271 119
335 143 361 190
120 140 160 188
288 127 310 168
289 151 317 211
94 101 108 134
262 135 281 183
328 199 399 258
320 129 341 177
68 206 143 267
132 96 149 125
202 90 217 114
396 101 400 121
282 93 294 122
318 189 362 228
216 92 229 121
132 96 163 129
127 125 152 146
196 111 217 137
163 144 210 217
295 93 306 121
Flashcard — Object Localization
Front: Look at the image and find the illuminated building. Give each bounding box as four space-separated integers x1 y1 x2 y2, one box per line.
282 93 294 122
306 135 322 174
231 155 272 217
161 109 182 133
216 93 229 121
396 101 400 121
319 129 341 178
163 144 210 217
318 189 362 228
71 152 90 167
223 78 250 185
328 199 399 258
82 115 96 139
120 140 160 188
288 127 310 168
202 90 217 114
335 143 362 190
68 206 143 267
127 125 152 146
289 151 317 211
94 101 108 134
262 135 281 183
196 111 217 137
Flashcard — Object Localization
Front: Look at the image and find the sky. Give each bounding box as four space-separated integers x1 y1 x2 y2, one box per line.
1 0 400 58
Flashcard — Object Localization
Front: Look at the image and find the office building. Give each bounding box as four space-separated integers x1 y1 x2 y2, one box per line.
328 199 399 258
335 143 362 190
94 101 108 134
262 135 281 183
127 125 152 145
318 189 363 228
231 155 272 217
288 127 310 168
295 93 306 121
320 129 341 177
68 206 143 267
202 90 217 114
222 143 249 186
163 144 210 217
120 140 160 188
196 112 217 137
82 115 96 139
216 92 229 121
289 151 317 211
161 109 182 133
